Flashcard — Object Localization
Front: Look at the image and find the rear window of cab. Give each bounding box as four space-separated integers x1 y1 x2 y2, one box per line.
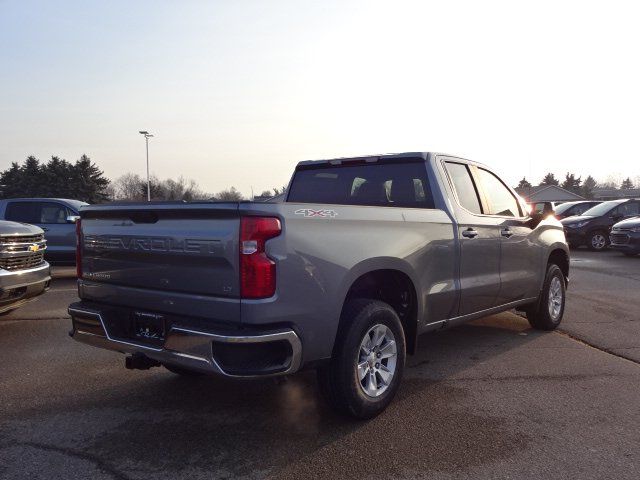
287 162 435 209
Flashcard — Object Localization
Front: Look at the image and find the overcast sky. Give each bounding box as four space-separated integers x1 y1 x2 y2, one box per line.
2 0 639 196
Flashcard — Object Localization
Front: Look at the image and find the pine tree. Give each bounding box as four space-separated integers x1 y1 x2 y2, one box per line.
561 173 582 194
620 177 634 190
582 175 598 199
70 154 110 203
43 156 74 197
0 162 24 198
517 177 532 189
21 156 46 196
540 173 559 186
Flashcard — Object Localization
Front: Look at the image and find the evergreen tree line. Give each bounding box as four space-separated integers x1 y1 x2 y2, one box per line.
0 155 284 203
516 172 638 200
0 155 110 203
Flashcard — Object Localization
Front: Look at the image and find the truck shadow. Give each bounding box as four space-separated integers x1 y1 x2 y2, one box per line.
2 312 553 479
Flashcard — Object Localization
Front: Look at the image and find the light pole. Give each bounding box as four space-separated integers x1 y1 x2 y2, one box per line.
139 131 154 201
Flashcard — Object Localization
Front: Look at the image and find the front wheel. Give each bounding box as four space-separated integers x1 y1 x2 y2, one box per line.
317 299 406 419
526 264 566 330
587 231 608 251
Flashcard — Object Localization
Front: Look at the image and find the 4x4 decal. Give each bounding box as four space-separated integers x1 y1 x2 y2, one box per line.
294 208 338 218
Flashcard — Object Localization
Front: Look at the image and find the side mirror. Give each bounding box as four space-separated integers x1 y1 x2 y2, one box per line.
528 202 555 228
66 215 80 224
531 201 555 215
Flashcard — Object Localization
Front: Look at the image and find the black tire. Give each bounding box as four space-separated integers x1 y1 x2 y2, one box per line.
317 299 406 419
526 264 566 331
163 363 204 376
587 230 608 251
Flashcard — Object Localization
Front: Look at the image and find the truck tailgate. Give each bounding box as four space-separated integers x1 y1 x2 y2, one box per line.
80 203 240 298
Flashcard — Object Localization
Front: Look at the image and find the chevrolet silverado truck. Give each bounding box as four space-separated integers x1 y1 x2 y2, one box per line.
69 152 569 418
0 221 50 314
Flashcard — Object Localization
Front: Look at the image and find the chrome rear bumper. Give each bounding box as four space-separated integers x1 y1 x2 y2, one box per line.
68 305 302 377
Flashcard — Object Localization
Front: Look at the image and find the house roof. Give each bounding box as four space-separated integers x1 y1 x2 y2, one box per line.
516 184 585 202
593 187 640 199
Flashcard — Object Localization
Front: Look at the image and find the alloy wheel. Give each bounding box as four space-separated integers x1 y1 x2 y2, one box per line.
357 324 397 397
591 234 606 250
548 276 563 321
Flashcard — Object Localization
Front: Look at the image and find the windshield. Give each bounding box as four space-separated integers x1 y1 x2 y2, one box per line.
581 200 623 217
554 203 577 215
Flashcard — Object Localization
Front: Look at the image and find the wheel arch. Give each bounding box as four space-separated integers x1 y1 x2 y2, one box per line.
335 259 421 355
547 246 570 285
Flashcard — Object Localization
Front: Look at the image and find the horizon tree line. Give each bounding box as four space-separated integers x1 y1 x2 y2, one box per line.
517 172 637 200
0 155 637 204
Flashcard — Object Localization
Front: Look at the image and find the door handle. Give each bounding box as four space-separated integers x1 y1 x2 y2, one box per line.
462 228 478 239
501 227 513 238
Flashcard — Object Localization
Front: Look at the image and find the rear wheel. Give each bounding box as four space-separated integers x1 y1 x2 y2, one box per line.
587 231 608 251
317 299 406 419
526 264 566 330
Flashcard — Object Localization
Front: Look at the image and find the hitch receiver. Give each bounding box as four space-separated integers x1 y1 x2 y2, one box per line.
125 353 161 370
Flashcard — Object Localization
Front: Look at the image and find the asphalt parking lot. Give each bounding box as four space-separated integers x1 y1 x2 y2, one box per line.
1 250 639 480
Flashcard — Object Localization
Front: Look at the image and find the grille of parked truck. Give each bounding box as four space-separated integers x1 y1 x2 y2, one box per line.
68 152 569 418
0 221 51 314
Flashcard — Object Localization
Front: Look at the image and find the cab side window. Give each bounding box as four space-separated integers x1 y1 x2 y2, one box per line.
37 202 70 224
477 168 522 217
5 202 38 223
445 162 482 214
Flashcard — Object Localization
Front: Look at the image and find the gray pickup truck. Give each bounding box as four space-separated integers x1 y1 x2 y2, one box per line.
1 221 50 314
69 152 569 418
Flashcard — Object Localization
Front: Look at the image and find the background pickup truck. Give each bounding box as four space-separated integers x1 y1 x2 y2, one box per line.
0 198 86 264
0 221 50 314
69 152 569 418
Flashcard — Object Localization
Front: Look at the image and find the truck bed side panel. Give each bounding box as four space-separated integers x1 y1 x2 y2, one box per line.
241 202 457 362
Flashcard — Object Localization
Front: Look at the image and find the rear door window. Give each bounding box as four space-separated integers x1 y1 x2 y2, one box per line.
287 161 434 208
5 202 38 223
444 162 482 214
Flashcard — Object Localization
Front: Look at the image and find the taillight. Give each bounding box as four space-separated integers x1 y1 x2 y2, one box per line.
75 218 82 278
240 216 281 298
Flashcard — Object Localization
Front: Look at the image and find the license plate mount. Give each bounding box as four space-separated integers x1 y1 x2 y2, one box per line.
132 311 166 343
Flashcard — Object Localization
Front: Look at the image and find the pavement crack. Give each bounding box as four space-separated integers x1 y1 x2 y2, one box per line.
16 441 132 480
557 330 640 366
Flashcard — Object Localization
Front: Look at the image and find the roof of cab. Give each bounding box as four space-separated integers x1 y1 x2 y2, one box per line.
296 152 431 168
295 151 491 170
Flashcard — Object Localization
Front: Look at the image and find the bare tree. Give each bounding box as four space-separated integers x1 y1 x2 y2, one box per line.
111 173 146 201
214 186 244 201
111 173 210 201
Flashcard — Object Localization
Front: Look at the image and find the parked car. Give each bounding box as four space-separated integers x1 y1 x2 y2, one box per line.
609 216 640 256
560 198 640 250
68 152 569 418
0 220 51 314
553 200 601 220
0 198 87 264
